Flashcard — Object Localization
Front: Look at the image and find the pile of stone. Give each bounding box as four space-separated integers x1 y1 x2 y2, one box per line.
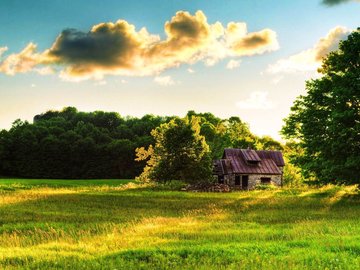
183 183 231 192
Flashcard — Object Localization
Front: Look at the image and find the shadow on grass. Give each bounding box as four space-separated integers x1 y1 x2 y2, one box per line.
2 186 360 233
2 243 293 270
0 190 224 233
2 186 360 269
330 192 360 208
0 179 133 189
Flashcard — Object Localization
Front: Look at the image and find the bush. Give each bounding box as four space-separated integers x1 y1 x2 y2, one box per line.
152 180 188 191
255 184 278 190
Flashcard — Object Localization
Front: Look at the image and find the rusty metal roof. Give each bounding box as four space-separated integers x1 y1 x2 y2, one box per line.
256 150 285 167
217 148 285 175
241 149 261 162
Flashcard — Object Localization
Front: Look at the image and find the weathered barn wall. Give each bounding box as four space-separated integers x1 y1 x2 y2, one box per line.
251 174 282 187
227 174 282 189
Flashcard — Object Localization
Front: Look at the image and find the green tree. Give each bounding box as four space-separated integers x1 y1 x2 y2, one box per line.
254 136 284 151
282 142 304 187
0 107 169 179
282 29 360 184
226 117 257 149
136 116 213 184
186 111 228 159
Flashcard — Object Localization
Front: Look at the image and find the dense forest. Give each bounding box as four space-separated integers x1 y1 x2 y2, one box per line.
0 107 282 179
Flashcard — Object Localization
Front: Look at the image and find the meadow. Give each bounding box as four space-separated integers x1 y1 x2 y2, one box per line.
1 179 360 269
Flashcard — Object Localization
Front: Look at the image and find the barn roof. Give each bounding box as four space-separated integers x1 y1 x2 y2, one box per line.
213 159 232 175
241 149 261 162
216 148 285 175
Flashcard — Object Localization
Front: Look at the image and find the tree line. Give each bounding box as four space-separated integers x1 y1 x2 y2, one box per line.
0 107 282 179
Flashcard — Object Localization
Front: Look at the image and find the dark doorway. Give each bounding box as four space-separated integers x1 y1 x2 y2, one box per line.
242 175 249 189
261 177 271 184
235 175 241 186
218 175 224 184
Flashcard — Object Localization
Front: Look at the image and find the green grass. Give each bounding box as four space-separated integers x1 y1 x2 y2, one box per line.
1 179 360 269
0 178 133 188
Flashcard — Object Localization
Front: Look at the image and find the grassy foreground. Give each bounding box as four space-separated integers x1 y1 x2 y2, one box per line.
1 180 360 269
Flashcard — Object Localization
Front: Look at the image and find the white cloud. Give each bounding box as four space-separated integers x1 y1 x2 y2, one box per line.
154 75 175 86
236 91 275 110
225 24 279 57
0 46 8 57
0 10 279 81
31 84 36 88
0 43 41 75
226 59 241 69
268 26 351 73
187 68 195 73
35 66 55 75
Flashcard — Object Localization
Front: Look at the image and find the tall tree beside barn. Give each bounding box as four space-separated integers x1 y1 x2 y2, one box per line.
136 116 213 184
282 29 360 184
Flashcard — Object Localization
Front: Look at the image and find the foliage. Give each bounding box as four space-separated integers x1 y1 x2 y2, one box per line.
186 111 283 160
149 180 188 191
1 179 360 269
254 184 278 190
0 107 169 179
136 117 213 184
282 29 360 184
0 107 285 181
282 142 305 187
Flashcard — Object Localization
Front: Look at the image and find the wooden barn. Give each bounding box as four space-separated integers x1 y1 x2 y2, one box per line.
213 148 285 190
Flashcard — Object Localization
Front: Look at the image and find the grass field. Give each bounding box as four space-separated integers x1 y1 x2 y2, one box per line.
1 179 360 269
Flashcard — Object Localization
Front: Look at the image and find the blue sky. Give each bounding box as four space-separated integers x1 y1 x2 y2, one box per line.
0 0 359 139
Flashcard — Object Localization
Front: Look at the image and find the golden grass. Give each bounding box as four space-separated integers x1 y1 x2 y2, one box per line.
1 181 360 269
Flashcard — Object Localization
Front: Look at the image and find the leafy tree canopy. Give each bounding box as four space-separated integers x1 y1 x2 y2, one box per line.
0 107 284 180
282 29 360 184
136 116 213 184
0 107 169 178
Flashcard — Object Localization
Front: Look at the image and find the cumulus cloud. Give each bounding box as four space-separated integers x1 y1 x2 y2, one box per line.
268 26 350 73
0 46 8 57
225 23 279 56
236 91 275 110
35 66 55 75
0 10 279 81
0 43 42 75
226 59 241 69
154 75 175 86
322 0 360 6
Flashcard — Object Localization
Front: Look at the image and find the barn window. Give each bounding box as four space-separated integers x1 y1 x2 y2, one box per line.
261 177 271 184
247 160 259 165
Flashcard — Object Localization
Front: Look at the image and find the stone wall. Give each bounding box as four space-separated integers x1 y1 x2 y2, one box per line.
225 173 282 190
250 174 282 188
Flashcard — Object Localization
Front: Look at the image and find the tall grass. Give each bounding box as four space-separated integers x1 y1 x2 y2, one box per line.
1 179 360 269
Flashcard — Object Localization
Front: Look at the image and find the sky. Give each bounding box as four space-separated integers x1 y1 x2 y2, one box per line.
0 0 359 140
